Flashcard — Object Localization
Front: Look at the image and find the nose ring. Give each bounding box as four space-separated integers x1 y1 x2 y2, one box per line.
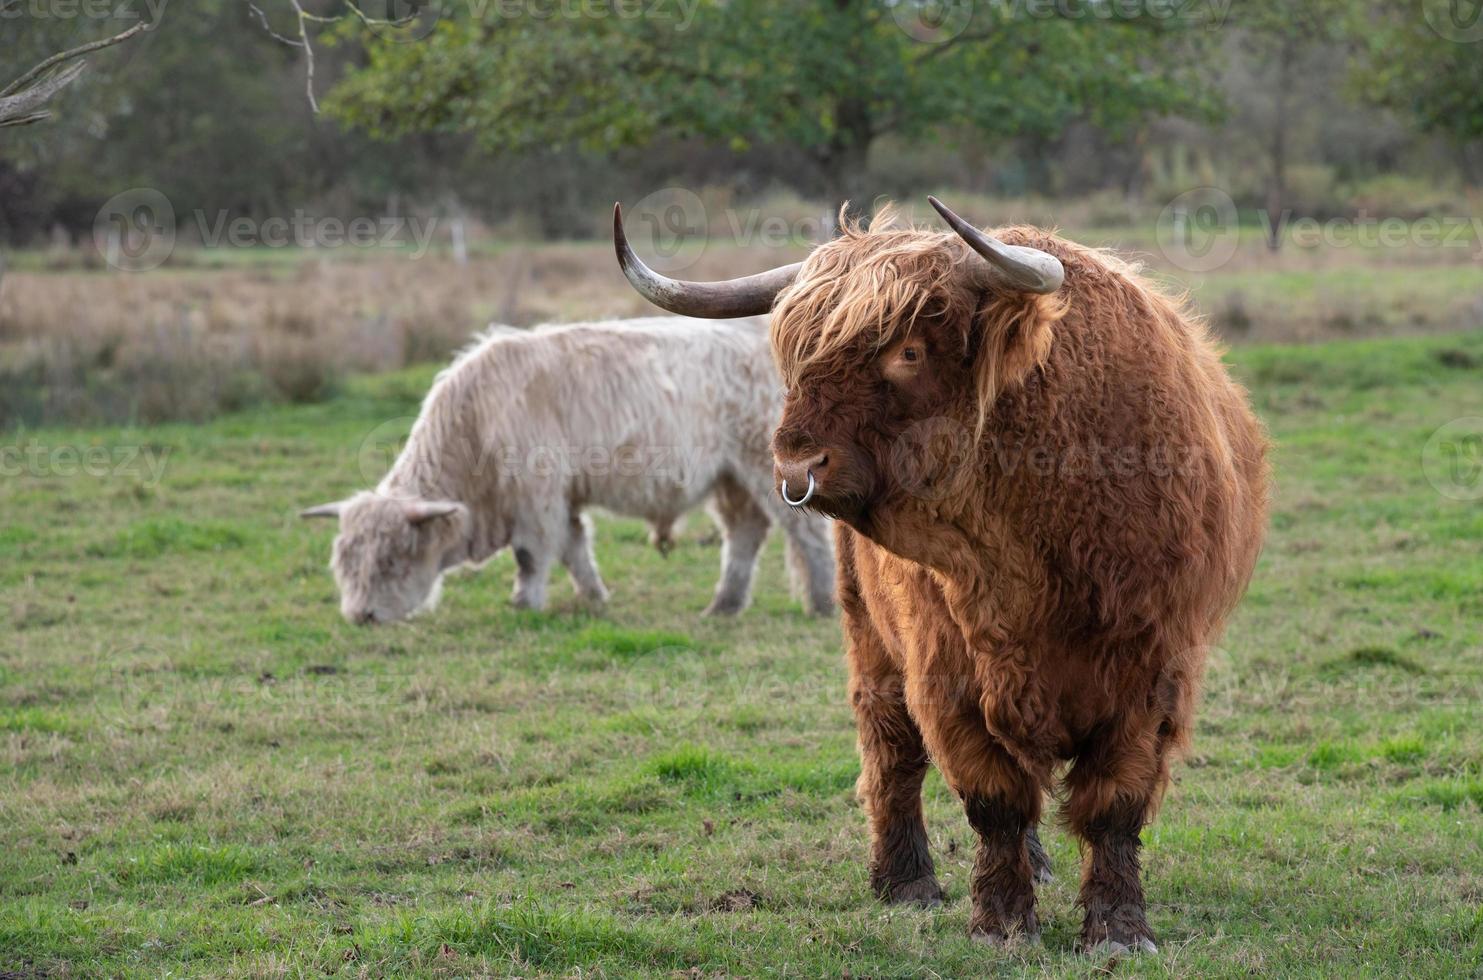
781 471 816 507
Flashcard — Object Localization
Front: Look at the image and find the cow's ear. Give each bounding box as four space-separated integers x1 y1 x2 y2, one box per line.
972 292 1067 411
300 501 346 519
403 500 466 525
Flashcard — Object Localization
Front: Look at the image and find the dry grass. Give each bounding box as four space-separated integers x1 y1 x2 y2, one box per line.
2 202 1480 427
0 242 814 428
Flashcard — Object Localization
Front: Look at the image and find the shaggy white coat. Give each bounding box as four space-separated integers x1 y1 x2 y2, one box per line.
306 316 834 623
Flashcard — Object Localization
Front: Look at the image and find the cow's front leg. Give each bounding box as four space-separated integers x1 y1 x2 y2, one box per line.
963 790 1040 945
510 544 554 610
1070 796 1156 954
851 665 941 906
1064 725 1165 954
910 681 1042 944
841 548 941 907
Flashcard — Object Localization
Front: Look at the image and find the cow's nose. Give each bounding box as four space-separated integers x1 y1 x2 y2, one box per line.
775 451 830 506
350 608 377 626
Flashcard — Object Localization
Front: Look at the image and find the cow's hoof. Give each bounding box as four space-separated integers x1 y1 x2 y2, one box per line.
970 908 1039 947
703 597 747 616
882 875 943 908
1083 937 1158 956
970 927 1041 948
1080 914 1157 956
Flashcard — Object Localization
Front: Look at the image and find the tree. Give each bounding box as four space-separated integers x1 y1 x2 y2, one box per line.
324 0 1220 210
1227 0 1355 250
1356 0 1483 185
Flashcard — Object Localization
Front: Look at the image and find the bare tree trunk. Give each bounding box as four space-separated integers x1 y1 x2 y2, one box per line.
812 83 874 235
1122 127 1149 203
1458 141 1482 190
1264 39 1294 253
816 0 873 231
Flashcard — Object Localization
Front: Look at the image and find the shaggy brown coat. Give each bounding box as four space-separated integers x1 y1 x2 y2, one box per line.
767 213 1268 950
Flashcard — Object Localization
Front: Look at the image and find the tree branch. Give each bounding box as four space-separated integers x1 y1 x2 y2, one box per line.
0 61 86 128
0 14 155 127
243 0 426 113
289 0 319 112
1 17 152 100
244 0 304 47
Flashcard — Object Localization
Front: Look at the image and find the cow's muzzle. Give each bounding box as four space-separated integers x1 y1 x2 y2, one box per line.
775 451 830 508
781 471 816 507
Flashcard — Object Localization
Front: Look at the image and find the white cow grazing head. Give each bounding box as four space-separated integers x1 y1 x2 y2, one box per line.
301 492 469 625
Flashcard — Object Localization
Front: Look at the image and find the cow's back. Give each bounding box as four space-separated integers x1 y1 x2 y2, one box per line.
444 316 779 523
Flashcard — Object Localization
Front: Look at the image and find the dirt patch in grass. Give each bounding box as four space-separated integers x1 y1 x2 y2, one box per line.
1319 646 1425 677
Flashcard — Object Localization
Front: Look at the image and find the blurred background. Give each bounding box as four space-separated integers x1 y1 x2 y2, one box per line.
3 0 1481 428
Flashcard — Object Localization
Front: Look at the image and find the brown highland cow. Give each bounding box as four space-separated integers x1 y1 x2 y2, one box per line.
614 197 1269 953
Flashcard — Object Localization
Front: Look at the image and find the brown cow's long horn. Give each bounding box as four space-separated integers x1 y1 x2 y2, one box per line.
928 196 1064 295
613 202 802 318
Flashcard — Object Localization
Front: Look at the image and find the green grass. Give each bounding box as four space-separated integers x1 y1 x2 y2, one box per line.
1 331 1481 977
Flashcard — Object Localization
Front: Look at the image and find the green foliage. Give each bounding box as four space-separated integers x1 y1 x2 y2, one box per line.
1356 2 1483 148
326 0 1220 195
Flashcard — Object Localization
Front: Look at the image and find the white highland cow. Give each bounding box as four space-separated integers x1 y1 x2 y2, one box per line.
302 317 834 624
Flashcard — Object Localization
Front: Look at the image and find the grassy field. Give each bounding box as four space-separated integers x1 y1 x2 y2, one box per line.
2 329 1482 977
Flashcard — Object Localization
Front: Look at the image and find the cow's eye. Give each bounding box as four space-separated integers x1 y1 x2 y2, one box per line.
881 344 926 386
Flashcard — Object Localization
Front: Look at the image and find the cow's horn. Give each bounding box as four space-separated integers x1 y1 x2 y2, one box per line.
403 500 463 524
928 196 1063 295
613 202 802 318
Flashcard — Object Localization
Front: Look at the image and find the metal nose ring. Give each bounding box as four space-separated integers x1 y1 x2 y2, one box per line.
781 471 816 507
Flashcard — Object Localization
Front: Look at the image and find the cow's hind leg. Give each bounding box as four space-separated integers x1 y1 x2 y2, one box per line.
780 511 835 616
738 463 834 616
1064 718 1168 955
704 474 770 616
559 511 609 604
1027 824 1054 883
842 552 941 905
